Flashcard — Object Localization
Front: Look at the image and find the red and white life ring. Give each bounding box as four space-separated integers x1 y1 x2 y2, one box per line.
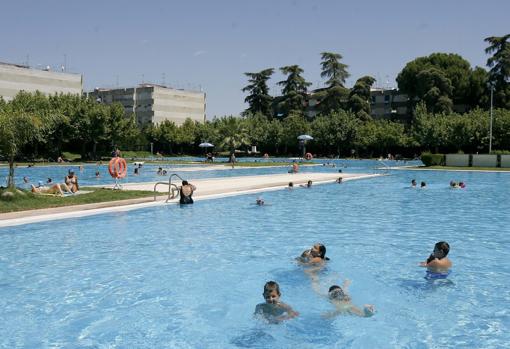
108 158 127 179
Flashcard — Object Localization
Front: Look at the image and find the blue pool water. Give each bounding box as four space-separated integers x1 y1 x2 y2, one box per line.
0 159 411 188
1 167 509 348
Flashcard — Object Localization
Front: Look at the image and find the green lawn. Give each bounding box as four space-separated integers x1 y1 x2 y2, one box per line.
0 187 155 214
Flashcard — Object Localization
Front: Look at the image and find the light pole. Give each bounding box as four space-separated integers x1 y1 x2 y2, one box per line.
489 84 494 154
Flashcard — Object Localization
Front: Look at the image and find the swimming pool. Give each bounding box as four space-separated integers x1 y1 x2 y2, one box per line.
1 169 509 348
0 159 416 188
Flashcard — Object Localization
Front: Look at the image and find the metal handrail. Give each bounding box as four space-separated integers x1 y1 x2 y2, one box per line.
153 173 185 202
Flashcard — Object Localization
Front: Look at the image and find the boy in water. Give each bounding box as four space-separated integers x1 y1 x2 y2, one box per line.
254 281 299 323
420 241 452 273
322 280 375 318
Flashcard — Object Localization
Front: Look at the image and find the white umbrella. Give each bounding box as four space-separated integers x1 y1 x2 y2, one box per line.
297 134 313 141
199 142 214 148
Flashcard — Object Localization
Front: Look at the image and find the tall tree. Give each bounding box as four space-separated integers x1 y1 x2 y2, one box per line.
320 52 350 87
485 34 510 108
242 68 274 117
348 76 376 120
276 65 311 117
397 53 482 113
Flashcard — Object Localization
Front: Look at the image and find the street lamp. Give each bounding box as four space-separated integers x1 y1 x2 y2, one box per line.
489 84 494 154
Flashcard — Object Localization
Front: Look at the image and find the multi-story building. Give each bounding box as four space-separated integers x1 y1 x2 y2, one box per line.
0 61 82 100
369 88 409 120
88 84 206 126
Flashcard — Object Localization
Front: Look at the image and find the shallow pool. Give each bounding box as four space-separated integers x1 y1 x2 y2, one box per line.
1 169 509 348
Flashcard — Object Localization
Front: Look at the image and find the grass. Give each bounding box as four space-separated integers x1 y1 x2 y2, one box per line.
0 187 155 214
419 166 510 171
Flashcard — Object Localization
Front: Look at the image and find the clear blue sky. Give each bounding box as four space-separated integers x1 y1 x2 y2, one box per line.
1 0 508 118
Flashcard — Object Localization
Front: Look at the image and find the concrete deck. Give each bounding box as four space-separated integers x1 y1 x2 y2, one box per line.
0 172 380 228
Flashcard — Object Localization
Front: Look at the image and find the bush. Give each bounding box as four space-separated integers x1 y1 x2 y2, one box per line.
421 152 445 166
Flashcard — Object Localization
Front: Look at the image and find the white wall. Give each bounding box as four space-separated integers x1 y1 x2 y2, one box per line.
472 155 497 167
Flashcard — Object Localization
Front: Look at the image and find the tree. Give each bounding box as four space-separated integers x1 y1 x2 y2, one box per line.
311 111 359 156
348 76 376 120
485 34 510 108
320 52 350 87
276 65 311 117
280 113 311 154
217 116 250 158
0 104 43 188
242 68 274 117
397 53 482 113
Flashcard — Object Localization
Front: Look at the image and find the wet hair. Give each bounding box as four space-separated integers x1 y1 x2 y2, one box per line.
288 182 294 187
263 281 281 296
420 181 426 187
435 241 450 256
426 241 450 263
182 180 189 185
328 285 349 301
317 243 330 260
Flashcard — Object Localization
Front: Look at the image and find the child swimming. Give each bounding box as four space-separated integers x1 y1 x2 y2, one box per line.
322 280 375 318
254 281 299 323
297 243 329 265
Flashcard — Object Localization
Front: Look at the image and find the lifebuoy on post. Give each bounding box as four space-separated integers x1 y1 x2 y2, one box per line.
305 152 313 160
108 158 127 179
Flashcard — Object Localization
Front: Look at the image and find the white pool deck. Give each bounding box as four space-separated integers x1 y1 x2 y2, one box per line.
0 172 380 228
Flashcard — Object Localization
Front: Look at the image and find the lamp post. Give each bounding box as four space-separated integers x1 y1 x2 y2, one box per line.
489 84 494 154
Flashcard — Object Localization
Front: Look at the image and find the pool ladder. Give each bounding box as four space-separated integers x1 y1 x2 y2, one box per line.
153 173 182 202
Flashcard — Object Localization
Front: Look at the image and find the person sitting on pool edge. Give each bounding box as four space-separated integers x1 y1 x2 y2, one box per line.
65 170 79 193
420 241 452 276
179 180 196 204
254 281 299 323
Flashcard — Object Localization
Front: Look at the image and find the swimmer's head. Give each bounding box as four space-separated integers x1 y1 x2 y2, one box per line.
263 281 281 304
311 243 327 259
256 197 264 205
182 180 189 186
288 182 294 187
328 285 350 301
411 179 417 186
433 241 450 259
307 180 312 187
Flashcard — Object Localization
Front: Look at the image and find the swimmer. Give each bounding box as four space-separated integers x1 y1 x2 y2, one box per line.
46 178 52 184
450 181 460 189
23 176 29 183
459 181 465 188
411 179 417 188
420 181 426 188
256 197 265 206
300 180 312 188
157 167 163 175
95 170 100 178
254 281 299 323
420 241 452 273
336 177 343 184
287 182 294 189
297 243 329 265
322 281 375 318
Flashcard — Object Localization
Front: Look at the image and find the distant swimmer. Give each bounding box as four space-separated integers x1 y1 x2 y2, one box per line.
420 181 427 188
336 177 343 184
420 241 452 279
256 197 265 206
411 179 417 188
322 280 375 318
300 180 312 188
254 281 299 323
287 182 294 189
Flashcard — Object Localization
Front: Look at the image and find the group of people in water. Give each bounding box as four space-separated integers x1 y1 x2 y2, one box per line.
411 179 466 189
255 241 452 323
